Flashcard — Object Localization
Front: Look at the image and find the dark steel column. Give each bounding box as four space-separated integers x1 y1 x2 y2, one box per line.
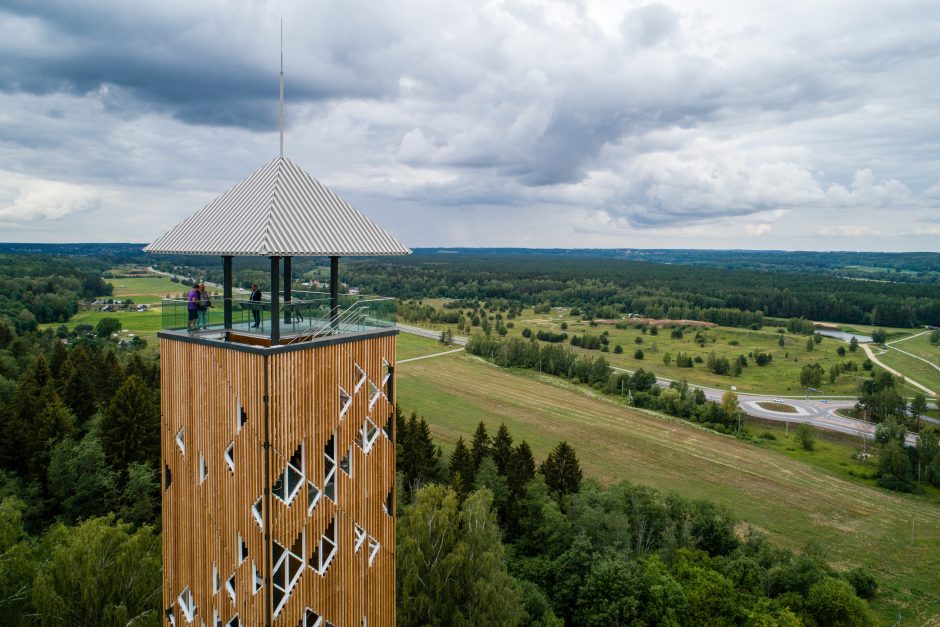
222 255 233 330
283 256 292 325
330 256 339 328
270 256 280 345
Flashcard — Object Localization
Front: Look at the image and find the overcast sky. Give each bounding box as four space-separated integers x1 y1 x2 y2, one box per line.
1 0 939 251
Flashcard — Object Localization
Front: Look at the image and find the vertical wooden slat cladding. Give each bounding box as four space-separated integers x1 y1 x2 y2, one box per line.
162 333 396 627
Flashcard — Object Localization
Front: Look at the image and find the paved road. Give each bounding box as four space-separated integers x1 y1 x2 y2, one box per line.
396 324 919 444
396 323 468 346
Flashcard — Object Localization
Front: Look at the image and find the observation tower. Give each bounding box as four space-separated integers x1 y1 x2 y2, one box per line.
146 149 409 626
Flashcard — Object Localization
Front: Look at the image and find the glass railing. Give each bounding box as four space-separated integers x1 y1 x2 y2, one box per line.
160 290 397 343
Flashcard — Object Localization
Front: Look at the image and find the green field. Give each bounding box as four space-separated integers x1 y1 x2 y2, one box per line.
878 348 940 395
45 275 226 343
411 302 891 395
396 350 940 624
108 275 192 304
397 333 454 361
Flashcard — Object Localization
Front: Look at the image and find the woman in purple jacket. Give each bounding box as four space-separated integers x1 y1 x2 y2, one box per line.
187 285 199 331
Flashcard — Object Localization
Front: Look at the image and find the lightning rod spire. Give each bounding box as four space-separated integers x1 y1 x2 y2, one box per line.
279 19 284 158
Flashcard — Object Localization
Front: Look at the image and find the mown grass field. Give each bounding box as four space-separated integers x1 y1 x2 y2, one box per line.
890 332 940 362
879 348 940 395
396 333 456 361
395 348 940 624
409 301 904 396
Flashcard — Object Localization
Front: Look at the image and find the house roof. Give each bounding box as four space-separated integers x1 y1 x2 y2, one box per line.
145 156 411 257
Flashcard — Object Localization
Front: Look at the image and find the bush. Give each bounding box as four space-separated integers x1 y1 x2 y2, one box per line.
536 330 568 343
796 424 815 451
613 344 623 354
634 349 644 360
844 568 878 599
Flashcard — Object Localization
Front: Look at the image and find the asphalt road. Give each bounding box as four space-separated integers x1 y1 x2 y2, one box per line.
396 324 919 444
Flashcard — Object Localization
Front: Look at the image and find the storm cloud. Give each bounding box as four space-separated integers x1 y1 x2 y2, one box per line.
0 0 938 250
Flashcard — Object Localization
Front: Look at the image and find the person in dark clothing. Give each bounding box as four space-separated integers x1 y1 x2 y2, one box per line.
250 283 262 328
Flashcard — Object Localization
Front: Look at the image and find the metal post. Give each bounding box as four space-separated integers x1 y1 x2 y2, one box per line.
222 255 233 331
330 255 339 329
270 256 280 345
283 256 292 325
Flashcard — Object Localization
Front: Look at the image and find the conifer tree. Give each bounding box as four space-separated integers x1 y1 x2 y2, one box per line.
49 341 68 381
394 404 409 464
401 413 443 492
62 346 97 424
470 421 491 472
100 375 160 470
96 349 124 406
449 436 474 490
1 355 62 478
491 423 514 474
507 440 536 499
539 441 583 502
27 385 76 482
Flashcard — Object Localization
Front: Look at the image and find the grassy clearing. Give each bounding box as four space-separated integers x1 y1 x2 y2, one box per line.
878 349 940 394
397 351 940 624
890 332 940 362
107 275 192 304
396 333 451 361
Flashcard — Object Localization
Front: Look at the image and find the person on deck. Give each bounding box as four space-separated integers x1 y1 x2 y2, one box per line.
250 283 262 328
187 285 199 331
197 283 212 330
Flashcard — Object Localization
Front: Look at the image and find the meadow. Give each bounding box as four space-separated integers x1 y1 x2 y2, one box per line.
394 341 940 624
409 300 916 396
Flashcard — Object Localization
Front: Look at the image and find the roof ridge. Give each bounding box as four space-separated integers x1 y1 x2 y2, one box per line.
260 156 283 256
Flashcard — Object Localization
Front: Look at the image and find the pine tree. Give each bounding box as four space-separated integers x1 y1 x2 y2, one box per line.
540 441 583 502
507 440 536 497
401 413 443 491
448 436 474 488
394 404 409 465
414 417 443 483
491 423 514 474
27 385 76 482
95 349 124 406
100 375 160 470
470 421 491 472
62 346 98 424
49 341 68 381
1 355 58 477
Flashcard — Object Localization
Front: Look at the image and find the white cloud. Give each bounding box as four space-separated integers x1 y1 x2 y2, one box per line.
0 171 100 221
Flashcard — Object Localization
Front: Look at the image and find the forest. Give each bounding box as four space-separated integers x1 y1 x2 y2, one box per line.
339 254 940 328
394 412 878 625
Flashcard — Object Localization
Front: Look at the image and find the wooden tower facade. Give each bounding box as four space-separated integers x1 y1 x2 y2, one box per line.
147 154 410 627
160 330 397 626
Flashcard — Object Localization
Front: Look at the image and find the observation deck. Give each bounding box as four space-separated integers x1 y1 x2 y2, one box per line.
158 290 397 351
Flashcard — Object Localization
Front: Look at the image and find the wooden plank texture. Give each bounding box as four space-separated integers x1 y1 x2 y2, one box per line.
161 334 396 627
